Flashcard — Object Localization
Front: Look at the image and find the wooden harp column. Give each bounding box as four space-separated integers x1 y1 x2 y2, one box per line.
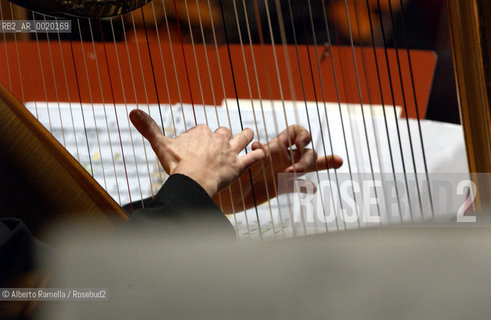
447 0 491 207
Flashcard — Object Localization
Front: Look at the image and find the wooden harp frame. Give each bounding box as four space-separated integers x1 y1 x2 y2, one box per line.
447 0 491 207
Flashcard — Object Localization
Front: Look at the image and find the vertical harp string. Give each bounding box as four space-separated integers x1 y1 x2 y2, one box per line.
273 0 318 236
385 0 424 219
318 0 361 229
217 0 264 240
72 18 122 205
272 0 330 235
42 14 66 148
32 14 53 133
396 0 435 217
240 0 297 238
54 15 81 161
116 16 157 200
363 0 404 222
349 0 396 224
243 0 288 238
68 32 96 185
248 0 289 238
300 0 348 231
191 0 229 223
189 0 257 238
140 8 167 136
77 19 110 193
106 18 146 206
375 0 414 222
158 0 188 133
341 0 382 223
285 0 341 233
204 0 252 240
96 19 135 210
230 0 279 238
171 0 197 124
261 0 307 236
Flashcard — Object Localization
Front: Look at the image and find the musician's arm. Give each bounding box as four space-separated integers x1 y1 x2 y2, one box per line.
123 174 236 239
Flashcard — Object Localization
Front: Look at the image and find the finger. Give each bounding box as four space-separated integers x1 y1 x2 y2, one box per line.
315 155 344 171
230 128 254 153
252 141 270 157
214 127 232 140
277 125 311 151
293 129 311 153
285 149 316 173
130 109 169 148
238 149 266 172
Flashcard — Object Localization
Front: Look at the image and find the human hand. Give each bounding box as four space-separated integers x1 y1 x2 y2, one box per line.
130 109 266 197
214 125 343 214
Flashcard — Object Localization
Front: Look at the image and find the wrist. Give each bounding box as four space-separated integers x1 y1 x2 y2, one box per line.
172 166 217 197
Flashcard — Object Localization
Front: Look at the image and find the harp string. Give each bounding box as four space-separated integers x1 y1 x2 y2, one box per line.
242 0 288 238
54 15 81 161
106 18 146 206
191 0 227 221
230 0 278 238
74 18 123 204
349 0 392 224
218 0 263 240
252 0 290 237
159 1 188 132
78 19 109 192
265 0 309 237
197 1 262 237
364 0 404 221
385 0 424 219
285 0 339 233
116 16 156 200
375 0 414 222
261 0 306 236
42 14 66 147
239 0 294 238
171 0 197 124
397 0 435 217
147 1 178 141
205 0 249 239
341 0 383 224
185 0 227 228
300 0 345 231
140 8 167 136
98 19 135 209
32 14 52 133
272 0 315 235
182 0 208 125
68 33 98 189
351 0 387 219
318 1 361 230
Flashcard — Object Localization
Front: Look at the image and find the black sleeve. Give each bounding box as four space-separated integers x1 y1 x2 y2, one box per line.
122 174 237 240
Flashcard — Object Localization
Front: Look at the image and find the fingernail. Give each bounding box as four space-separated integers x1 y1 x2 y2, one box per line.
133 110 144 121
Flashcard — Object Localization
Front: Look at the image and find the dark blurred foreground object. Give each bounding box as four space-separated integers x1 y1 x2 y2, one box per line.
37 221 491 320
8 0 150 18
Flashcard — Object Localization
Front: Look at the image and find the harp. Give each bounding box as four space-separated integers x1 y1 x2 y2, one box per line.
0 0 490 243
